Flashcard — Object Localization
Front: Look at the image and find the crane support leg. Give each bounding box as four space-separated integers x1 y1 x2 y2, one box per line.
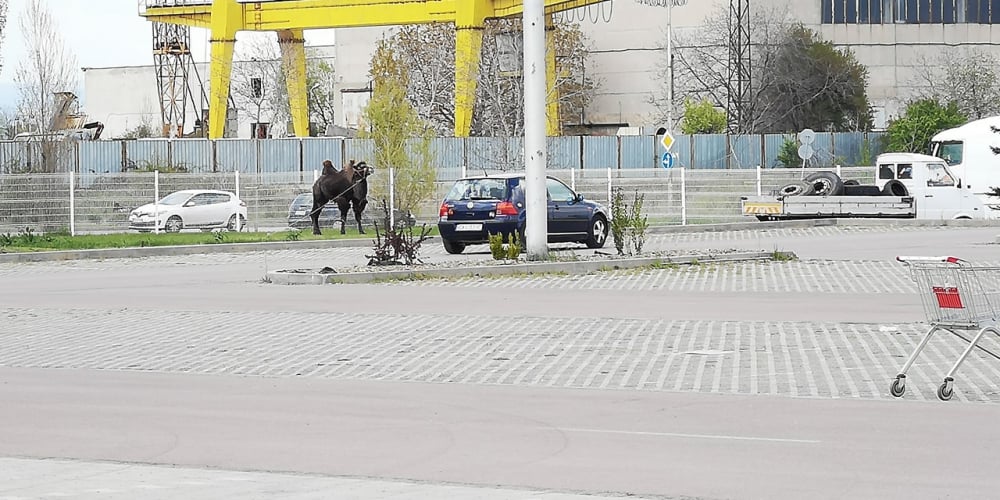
279 29 310 137
207 0 242 139
208 37 235 139
545 15 559 136
454 26 483 137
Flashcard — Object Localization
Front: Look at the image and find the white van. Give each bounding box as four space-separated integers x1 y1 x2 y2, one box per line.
929 116 1000 210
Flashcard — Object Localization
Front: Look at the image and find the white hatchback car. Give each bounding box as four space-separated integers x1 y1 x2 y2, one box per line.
128 189 248 233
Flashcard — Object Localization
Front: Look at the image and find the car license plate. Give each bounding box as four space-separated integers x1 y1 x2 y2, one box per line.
455 223 482 231
295 210 307 216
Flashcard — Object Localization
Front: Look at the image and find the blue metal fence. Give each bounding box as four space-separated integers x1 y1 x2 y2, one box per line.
3 132 887 176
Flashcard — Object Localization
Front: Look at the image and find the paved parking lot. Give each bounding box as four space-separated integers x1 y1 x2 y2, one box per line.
3 223 1000 498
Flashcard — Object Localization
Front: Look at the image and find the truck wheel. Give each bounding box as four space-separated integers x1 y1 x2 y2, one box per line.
804 171 845 196
844 179 860 186
779 181 815 197
882 180 909 196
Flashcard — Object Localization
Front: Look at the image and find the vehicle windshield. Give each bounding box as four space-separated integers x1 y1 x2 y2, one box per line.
157 192 192 205
445 178 509 201
932 141 963 166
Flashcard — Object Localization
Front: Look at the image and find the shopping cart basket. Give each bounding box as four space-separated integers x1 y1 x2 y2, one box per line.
890 256 1000 401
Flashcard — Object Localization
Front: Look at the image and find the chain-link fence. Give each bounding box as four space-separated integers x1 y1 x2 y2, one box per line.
0 166 877 235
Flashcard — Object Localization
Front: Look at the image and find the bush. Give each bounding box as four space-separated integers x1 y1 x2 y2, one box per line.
886 99 967 154
680 98 727 135
609 187 649 256
776 138 801 168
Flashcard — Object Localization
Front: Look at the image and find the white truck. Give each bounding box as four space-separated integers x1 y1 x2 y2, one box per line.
742 153 996 221
930 115 1000 210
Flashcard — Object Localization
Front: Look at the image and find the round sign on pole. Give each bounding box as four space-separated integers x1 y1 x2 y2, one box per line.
661 152 674 169
798 128 816 145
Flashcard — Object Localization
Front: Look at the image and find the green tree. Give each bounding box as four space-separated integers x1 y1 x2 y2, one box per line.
680 98 726 134
361 41 437 219
763 25 872 132
885 99 967 154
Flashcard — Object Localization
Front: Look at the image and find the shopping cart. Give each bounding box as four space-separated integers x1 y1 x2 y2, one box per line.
890 256 1000 401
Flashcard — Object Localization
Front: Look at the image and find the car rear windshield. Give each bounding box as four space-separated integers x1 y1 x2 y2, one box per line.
444 178 510 201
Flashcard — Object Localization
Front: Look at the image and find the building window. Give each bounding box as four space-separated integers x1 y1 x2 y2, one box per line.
821 0 1000 23
251 78 263 99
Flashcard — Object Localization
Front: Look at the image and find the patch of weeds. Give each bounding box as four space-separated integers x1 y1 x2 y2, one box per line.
609 187 649 256
0 232 13 247
506 232 521 260
489 232 506 260
212 231 227 244
488 232 521 262
367 198 433 266
610 188 629 256
627 190 649 255
771 249 797 262
285 230 302 241
649 260 680 271
17 227 37 245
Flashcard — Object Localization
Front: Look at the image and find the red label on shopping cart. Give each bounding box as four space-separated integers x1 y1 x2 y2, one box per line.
933 286 964 309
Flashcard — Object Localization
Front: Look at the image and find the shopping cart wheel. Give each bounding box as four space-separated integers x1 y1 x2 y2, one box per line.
937 378 954 401
889 376 906 397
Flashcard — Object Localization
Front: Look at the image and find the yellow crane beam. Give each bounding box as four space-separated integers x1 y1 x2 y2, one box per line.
141 0 607 138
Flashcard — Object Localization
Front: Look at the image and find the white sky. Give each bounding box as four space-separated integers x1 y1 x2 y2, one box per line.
0 0 336 107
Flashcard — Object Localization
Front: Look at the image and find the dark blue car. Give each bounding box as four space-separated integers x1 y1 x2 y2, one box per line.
437 173 610 254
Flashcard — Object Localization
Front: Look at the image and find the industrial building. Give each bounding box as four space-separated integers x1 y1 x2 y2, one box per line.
81 0 1000 139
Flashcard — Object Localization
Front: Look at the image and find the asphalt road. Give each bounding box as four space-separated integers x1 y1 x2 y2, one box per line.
2 224 1000 499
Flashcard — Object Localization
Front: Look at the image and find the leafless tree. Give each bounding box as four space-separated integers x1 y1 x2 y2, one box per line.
0 0 8 74
376 19 597 139
14 0 78 135
668 3 870 134
910 48 1000 121
228 34 287 138
306 48 337 134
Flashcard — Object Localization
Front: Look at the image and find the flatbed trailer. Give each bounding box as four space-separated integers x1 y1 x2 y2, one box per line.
741 195 916 221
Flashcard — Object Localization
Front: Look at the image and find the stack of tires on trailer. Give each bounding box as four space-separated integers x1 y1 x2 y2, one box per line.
778 171 910 198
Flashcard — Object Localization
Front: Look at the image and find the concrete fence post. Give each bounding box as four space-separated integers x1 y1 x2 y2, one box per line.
235 170 242 232
153 170 160 235
607 167 612 207
681 167 687 226
69 171 75 236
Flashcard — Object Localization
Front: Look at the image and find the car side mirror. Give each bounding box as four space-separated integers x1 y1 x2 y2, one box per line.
184 201 195 207
576 193 585 202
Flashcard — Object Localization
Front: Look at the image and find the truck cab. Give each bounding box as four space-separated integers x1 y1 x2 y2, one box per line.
929 116 1000 211
875 153 988 220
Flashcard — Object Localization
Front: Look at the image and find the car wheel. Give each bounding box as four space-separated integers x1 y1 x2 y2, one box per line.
586 215 609 248
164 216 183 233
442 239 465 254
228 214 247 231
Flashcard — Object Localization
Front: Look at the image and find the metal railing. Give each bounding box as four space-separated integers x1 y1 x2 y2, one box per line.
0 166 876 235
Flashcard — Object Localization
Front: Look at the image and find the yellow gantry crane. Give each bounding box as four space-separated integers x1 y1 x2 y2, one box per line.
139 0 607 139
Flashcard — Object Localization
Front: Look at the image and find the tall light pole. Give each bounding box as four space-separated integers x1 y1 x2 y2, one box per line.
523 0 548 260
663 0 687 131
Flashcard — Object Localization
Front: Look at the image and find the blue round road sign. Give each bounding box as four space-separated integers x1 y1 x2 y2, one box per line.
661 152 674 169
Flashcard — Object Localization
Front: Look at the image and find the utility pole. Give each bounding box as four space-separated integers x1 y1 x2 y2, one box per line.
727 0 751 133
523 0 548 260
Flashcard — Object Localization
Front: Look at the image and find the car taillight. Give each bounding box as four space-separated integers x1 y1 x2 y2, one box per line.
496 201 518 216
439 203 451 217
